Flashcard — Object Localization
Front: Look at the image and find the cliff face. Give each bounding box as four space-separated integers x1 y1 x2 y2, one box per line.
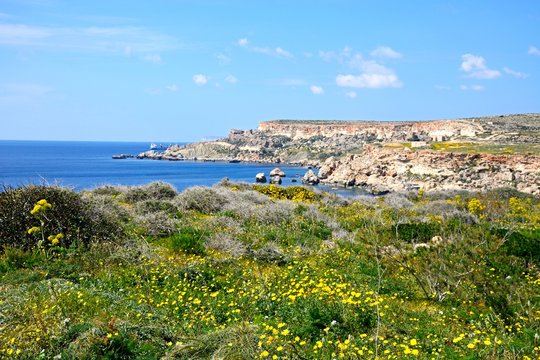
258 119 482 142
136 114 540 195
318 144 540 196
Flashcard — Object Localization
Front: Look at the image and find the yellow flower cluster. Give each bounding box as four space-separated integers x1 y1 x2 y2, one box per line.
467 198 486 217
47 233 64 245
30 199 52 215
27 226 40 235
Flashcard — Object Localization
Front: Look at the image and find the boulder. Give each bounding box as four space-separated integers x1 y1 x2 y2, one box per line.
270 175 282 185
270 168 286 177
302 169 320 185
255 172 267 183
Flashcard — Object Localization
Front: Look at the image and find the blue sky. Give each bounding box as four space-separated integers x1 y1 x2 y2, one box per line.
1 0 539 141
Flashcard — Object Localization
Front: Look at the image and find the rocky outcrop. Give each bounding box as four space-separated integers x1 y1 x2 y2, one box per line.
255 173 267 183
270 168 286 177
270 176 282 185
134 114 540 195
302 170 320 185
318 144 540 195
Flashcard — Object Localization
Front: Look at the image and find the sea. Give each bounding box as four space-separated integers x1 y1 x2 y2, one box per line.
0 140 362 196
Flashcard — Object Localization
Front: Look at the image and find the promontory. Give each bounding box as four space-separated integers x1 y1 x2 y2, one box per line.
137 114 540 195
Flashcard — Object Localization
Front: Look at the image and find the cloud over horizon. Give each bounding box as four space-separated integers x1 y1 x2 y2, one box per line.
529 46 540 57
193 74 208 86
310 85 324 94
370 46 403 59
460 54 501 79
237 37 293 58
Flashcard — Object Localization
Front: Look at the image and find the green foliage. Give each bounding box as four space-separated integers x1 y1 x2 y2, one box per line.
1 183 540 359
253 184 317 202
0 185 123 251
122 182 177 203
392 222 440 242
170 227 207 255
175 186 227 213
498 228 540 264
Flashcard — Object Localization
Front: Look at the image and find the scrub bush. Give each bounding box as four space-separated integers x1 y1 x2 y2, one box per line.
0 185 123 251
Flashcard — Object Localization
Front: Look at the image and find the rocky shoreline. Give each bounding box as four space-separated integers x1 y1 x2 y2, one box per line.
132 114 540 196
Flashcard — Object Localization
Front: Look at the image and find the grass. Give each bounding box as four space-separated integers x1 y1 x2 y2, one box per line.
430 142 540 155
1 183 539 359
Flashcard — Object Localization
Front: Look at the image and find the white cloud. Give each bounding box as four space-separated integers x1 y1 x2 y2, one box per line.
460 84 485 91
224 75 238 84
503 67 528 79
310 85 324 95
460 54 500 79
252 46 293 58
528 46 540 57
142 53 162 64
0 23 179 55
275 47 292 58
337 59 402 89
303 51 313 58
193 74 208 86
215 52 231 64
165 84 178 92
237 38 293 59
370 46 402 59
345 91 357 98
319 50 335 62
320 47 403 89
337 73 402 89
319 47 352 63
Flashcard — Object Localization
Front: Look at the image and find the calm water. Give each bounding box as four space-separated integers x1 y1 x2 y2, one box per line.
0 140 355 193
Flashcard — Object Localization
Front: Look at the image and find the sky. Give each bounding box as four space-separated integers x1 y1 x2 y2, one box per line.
1 0 539 142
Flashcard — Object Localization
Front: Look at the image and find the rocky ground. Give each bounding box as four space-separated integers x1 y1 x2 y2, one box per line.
135 114 540 195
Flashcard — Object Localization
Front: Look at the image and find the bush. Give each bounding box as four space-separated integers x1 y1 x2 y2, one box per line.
0 185 123 251
175 187 228 214
135 199 179 217
498 228 540 265
253 184 317 202
122 182 177 203
134 211 178 237
393 222 440 243
170 227 206 255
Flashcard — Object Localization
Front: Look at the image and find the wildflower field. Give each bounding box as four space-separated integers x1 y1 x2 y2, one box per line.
0 182 539 359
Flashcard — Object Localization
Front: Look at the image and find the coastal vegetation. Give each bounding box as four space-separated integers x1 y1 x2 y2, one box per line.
0 182 539 359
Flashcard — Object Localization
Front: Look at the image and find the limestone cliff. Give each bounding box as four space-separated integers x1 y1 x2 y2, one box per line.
136 114 540 195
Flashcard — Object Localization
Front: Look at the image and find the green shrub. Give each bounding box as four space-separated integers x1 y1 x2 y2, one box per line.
135 199 179 217
170 227 206 255
0 247 46 272
498 228 540 265
175 187 228 214
0 185 123 251
122 182 177 203
392 222 440 243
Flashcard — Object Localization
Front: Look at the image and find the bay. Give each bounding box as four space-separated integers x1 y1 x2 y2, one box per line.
0 140 312 192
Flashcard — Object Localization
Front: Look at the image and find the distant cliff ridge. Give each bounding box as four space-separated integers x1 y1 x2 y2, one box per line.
136 114 540 195
258 119 481 141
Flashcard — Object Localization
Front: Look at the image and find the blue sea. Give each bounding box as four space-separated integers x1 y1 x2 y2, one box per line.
0 140 360 195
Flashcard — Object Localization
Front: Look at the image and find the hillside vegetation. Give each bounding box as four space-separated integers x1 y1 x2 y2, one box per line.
0 182 539 359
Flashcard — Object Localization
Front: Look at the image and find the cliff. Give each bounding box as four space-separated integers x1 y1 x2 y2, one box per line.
136 114 540 195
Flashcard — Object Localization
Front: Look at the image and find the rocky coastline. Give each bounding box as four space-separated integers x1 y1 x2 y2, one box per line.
134 114 540 196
